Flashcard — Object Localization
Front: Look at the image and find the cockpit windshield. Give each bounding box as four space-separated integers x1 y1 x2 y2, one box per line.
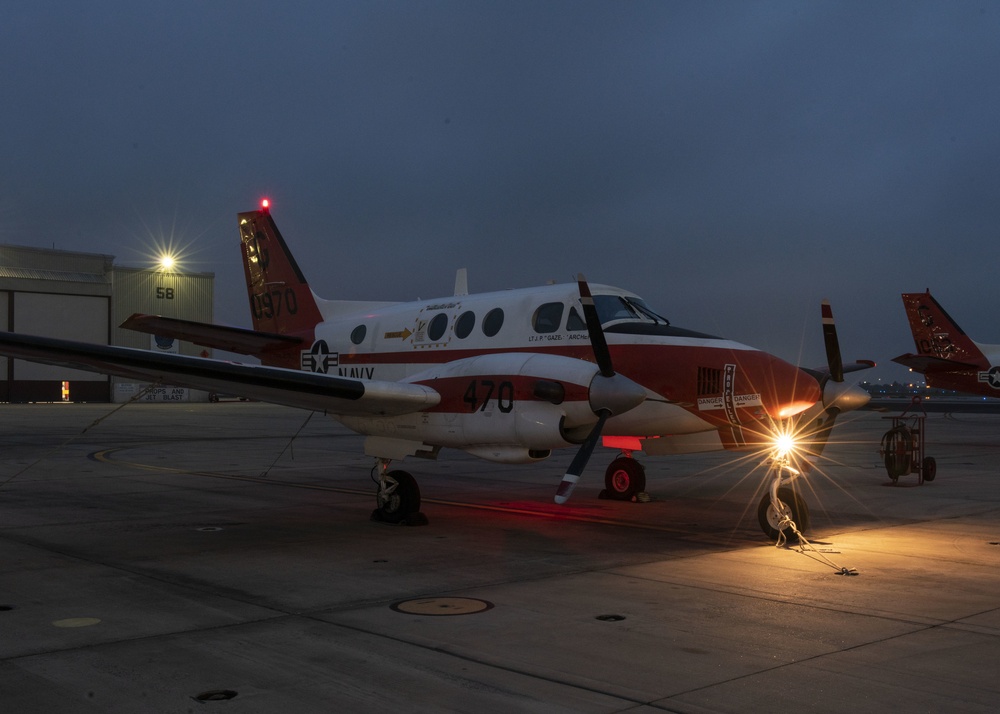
593 295 670 326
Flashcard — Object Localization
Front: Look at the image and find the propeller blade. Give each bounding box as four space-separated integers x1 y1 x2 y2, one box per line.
577 274 614 378
555 411 609 504
801 407 840 462
821 300 844 383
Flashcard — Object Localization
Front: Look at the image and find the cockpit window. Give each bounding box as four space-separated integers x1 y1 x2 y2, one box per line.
566 306 586 331
593 295 669 326
532 302 564 334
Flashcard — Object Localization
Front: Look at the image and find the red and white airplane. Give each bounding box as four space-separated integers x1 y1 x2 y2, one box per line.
0 201 873 539
893 290 1000 397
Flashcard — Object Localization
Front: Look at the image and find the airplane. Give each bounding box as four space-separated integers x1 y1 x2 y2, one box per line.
0 200 873 540
892 290 1000 397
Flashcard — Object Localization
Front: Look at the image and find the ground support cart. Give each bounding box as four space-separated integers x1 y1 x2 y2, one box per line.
880 396 937 484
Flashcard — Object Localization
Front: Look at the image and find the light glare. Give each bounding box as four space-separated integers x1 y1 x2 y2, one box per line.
774 433 796 457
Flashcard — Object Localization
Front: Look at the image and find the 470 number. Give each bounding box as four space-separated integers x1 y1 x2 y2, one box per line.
463 379 514 413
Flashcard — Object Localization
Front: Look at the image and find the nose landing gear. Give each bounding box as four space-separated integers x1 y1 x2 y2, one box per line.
758 459 810 543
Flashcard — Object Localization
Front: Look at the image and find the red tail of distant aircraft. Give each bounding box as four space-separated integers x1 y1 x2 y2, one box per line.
0 199 875 540
892 290 1000 396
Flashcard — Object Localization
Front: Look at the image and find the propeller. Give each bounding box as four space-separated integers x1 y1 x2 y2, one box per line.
554 276 646 504
821 300 844 384
799 300 869 461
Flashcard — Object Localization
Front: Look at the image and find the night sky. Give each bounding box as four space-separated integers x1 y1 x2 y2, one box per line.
4 2 999 384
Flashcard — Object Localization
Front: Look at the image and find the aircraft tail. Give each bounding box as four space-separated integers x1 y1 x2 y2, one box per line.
238 202 324 337
892 291 989 379
900 291 986 365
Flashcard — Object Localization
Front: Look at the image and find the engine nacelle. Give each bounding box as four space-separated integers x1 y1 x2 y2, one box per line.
402 352 604 452
463 445 552 464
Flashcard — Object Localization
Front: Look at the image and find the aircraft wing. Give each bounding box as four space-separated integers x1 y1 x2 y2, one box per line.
892 353 982 374
120 313 302 357
0 332 439 416
801 360 876 381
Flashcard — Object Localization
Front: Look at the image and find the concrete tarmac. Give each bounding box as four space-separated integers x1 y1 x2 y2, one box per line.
1 402 999 712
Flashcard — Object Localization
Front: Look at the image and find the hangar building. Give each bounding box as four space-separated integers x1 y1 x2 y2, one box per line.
0 244 214 403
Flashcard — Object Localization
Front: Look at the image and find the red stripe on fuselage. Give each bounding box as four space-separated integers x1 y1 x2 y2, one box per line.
343 342 820 424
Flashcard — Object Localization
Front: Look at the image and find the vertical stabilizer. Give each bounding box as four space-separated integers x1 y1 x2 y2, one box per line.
901 290 986 366
238 203 323 338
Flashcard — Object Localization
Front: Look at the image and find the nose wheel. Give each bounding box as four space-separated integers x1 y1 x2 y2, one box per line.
757 462 810 542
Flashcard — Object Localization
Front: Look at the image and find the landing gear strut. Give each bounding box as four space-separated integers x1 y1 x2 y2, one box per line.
371 459 426 525
757 460 810 542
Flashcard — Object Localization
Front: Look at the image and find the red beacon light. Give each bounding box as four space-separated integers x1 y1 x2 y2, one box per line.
260 198 270 213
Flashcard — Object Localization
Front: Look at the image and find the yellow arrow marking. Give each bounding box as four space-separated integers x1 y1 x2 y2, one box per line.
384 328 413 340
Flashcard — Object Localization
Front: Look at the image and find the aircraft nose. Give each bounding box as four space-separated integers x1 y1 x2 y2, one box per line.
772 365 823 419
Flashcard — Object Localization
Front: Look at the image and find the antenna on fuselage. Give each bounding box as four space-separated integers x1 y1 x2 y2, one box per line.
454 268 468 297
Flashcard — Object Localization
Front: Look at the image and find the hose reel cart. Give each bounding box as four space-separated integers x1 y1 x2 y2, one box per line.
880 396 936 484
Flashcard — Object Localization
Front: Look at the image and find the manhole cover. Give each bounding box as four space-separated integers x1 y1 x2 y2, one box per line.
391 597 493 616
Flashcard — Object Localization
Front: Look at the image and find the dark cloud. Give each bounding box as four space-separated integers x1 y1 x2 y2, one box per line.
3 1 1000 382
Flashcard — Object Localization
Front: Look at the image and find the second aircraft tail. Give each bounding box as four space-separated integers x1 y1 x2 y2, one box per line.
899 290 987 367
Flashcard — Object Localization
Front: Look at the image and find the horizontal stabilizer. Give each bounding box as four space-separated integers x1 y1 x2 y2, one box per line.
0 332 439 417
892 352 982 374
121 314 302 356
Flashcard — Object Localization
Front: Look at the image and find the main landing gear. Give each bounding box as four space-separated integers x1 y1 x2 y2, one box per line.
602 452 808 541
371 460 426 526
600 453 647 501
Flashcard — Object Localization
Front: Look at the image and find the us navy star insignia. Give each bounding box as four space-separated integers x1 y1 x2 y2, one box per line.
977 366 1000 389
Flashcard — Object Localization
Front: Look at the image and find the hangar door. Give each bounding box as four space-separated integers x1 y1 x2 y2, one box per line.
5 292 110 402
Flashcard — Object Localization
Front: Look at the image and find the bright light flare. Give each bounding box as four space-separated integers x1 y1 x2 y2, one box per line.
159 254 175 270
772 431 798 459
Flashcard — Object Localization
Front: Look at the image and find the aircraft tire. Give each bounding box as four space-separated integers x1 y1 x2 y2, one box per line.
376 470 421 524
757 487 810 542
922 456 937 482
603 457 646 501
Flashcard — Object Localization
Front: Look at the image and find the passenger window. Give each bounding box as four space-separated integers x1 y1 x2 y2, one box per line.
566 307 586 331
483 308 504 337
428 313 449 341
532 302 564 334
455 311 475 339
350 325 367 345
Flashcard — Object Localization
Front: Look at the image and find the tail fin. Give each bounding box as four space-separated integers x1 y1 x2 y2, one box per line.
238 202 324 337
900 290 987 366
